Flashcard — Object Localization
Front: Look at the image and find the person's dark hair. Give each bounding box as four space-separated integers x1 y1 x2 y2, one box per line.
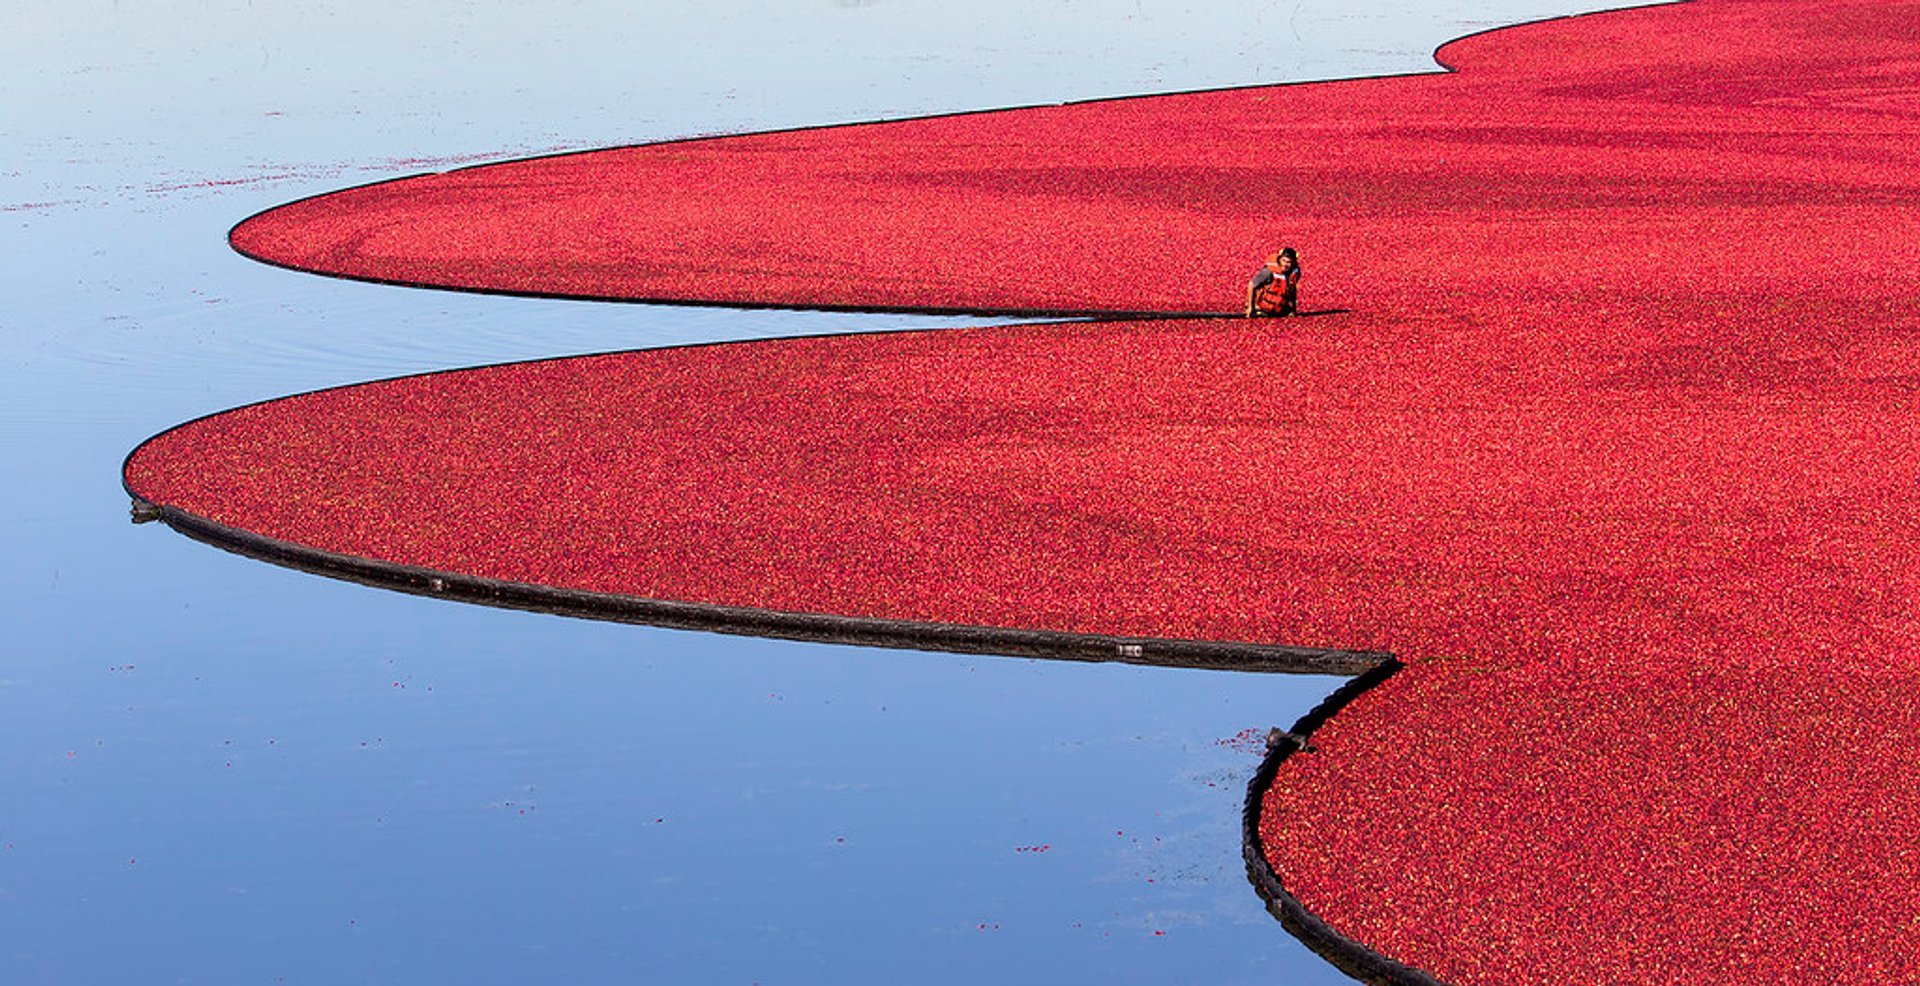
1279 247 1297 260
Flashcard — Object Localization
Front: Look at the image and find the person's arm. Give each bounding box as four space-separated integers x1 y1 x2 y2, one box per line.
1246 268 1271 316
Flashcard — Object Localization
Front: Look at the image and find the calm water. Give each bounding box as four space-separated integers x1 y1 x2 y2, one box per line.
4 3 1625 982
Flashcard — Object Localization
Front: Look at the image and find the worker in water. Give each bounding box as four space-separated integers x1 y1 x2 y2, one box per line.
1245 247 1302 317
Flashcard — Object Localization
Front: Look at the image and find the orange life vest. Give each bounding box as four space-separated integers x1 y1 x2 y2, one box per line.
1253 254 1299 314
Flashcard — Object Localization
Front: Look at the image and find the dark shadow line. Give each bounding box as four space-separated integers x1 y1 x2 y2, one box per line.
224 235 1235 321
130 502 1389 677
1241 658 1449 986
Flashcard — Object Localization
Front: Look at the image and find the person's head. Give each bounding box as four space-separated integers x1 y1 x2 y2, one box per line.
1279 247 1297 264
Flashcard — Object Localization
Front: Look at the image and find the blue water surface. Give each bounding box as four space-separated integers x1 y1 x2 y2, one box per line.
2 3 1627 982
